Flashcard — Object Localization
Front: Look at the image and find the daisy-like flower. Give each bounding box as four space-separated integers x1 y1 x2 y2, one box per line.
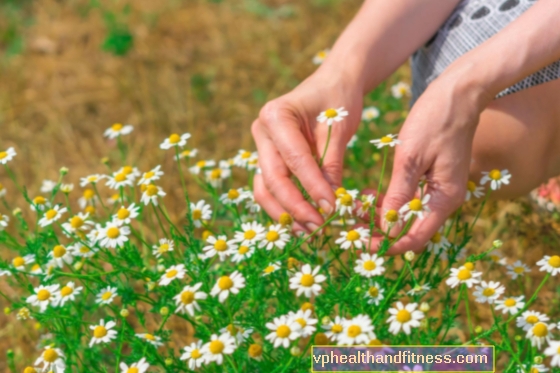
137 165 164 185
31 195 51 212
61 212 94 235
488 251 508 266
370 134 401 149
323 316 345 341
262 261 281 276
30 263 43 275
337 314 376 345
68 242 98 259
181 341 206 370
136 333 164 347
12 254 35 271
335 227 370 250
466 180 484 201
39 205 67 227
526 322 556 349
219 188 247 205
205 166 232 188
159 264 186 286
228 244 255 263
399 194 431 221
53 281 83 307
407 283 431 296
0 182 6 198
383 209 402 229
201 333 237 365
175 148 198 161
27 284 60 312
203 235 235 261
365 283 385 305
104 123 133 139
426 227 450 254
190 200 212 227
119 165 141 180
506 260 531 279
119 357 149 373
96 286 118 305
174 283 207 316
141 185 166 206
160 133 191 149
335 189 359 216
473 281 505 304
391 82 411 99
189 159 216 175
446 264 482 288
211 271 246 303
40 180 57 194
362 106 380 121
347 134 358 148
387 302 424 335
77 189 97 209
152 238 174 258
34 346 66 372
517 311 550 331
265 314 302 348
89 319 118 347
233 221 266 247
289 309 317 338
495 295 526 315
317 107 349 126
244 191 261 213
98 222 130 249
480 169 512 190
60 183 74 194
220 324 254 345
354 253 385 278
80 174 104 187
544 340 560 367
233 150 258 168
312 49 330 65
537 255 560 276
112 203 140 225
0 147 16 164
289 264 326 298
259 224 290 251
48 245 73 268
105 172 134 190
356 194 375 218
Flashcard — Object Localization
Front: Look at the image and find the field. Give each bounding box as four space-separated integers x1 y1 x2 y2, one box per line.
1 1 560 372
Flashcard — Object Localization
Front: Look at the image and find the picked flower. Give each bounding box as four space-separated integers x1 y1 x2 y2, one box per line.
317 107 349 126
480 169 511 190
399 194 431 221
370 134 401 149
312 49 329 65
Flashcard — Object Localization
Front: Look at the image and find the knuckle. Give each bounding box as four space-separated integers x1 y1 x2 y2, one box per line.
259 100 283 128
283 150 305 172
321 161 343 185
250 120 260 138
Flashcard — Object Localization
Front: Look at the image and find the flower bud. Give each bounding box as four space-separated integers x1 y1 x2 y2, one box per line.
301 302 314 312
314 332 329 346
165 358 173 366
59 167 69 176
61 184 74 193
34 322 41 330
101 157 110 165
534 356 543 365
248 344 263 360
475 326 483 334
419 302 430 313
279 212 293 226
147 282 156 291
354 287 362 293
4 307 10 315
420 319 429 329
514 335 522 341
372 153 381 162
157 264 165 272
404 251 415 261
24 367 37 373
12 208 21 216
120 309 130 318
321 316 331 326
160 307 170 316
290 346 301 356
492 240 503 248
17 307 31 320
74 261 83 271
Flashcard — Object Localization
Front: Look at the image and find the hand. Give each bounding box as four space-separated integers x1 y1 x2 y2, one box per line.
252 71 363 233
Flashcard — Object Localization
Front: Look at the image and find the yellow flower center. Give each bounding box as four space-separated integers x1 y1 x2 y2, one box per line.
248 344 262 358
346 230 361 241
192 209 202 220
45 209 58 220
385 209 399 223
196 160 206 168
112 123 123 131
301 302 314 312
369 339 382 346
431 232 441 243
264 265 275 274
279 212 293 226
70 216 84 229
88 176 98 182
60 286 73 297
296 318 307 328
464 262 475 270
409 199 423 212
324 108 338 118
143 171 155 179
514 266 525 274
457 269 472 281
482 288 495 297
181 291 195 304
191 349 202 359
218 276 233 290
122 166 133 175
85 206 96 215
158 244 169 254
266 231 280 242
340 194 353 206
79 246 90 253
300 274 315 287
380 136 392 144
317 51 326 58
347 325 362 338
33 196 46 205
106 227 120 239
214 239 228 252
146 185 159 197
31 264 40 272
363 260 376 271
43 348 58 363
396 309 412 323
166 269 178 278
209 340 224 354
467 181 477 192
53 245 66 258
37 289 51 301
144 333 156 341
228 189 240 200
526 315 539 324
24 367 37 373
368 286 379 297
83 189 95 200
209 169 221 179
169 134 181 144
0 151 7 159
238 246 249 254
504 298 517 307
93 325 107 338
331 324 343 334
101 291 113 301
127 368 139 373
115 173 127 182
548 255 560 268
335 187 347 197
276 325 291 338
12 256 25 267
244 230 256 240
117 208 130 220
533 323 548 337
489 169 502 180
241 151 252 159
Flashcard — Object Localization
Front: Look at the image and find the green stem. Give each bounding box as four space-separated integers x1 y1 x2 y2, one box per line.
318 126 332 168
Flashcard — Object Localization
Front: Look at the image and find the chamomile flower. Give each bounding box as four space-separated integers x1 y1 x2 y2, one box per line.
0 147 16 164
0 182 6 197
323 316 345 341
387 302 424 335
40 180 57 194
136 333 164 347
466 180 484 201
119 357 150 373
48 245 74 268
233 221 265 247
181 341 206 370
60 183 74 193
159 264 186 286
289 264 326 298
119 165 141 180
80 174 104 187
473 281 505 304
221 324 254 345
335 189 359 216
335 227 370 250
446 264 482 288
53 281 83 307
244 191 261 213
189 159 216 175
228 244 255 263
337 314 376 345
383 209 402 229
495 295 526 315
354 253 385 278
220 188 247 205
39 205 67 227
152 238 174 258
98 222 130 249
362 106 380 121
356 194 375 218
544 340 560 367
112 203 140 225
312 49 329 65
517 311 550 331
190 200 212 227
317 107 349 126
507 260 531 279
233 150 258 168
160 133 191 149
12 254 35 270
106 172 134 190
175 148 198 161
370 134 401 149
138 165 164 185
265 314 302 348
203 235 235 261
211 271 246 303
96 286 118 305
61 212 93 235
407 283 431 296
68 242 97 258
391 82 411 99
89 319 118 347
289 309 317 338
426 227 449 254
526 322 555 349
140 184 166 206
347 134 358 148
201 333 237 365
34 346 66 373
262 261 281 276
400 194 431 221
365 283 385 305
259 224 290 251
104 123 133 139
31 195 51 211
488 251 508 265
537 255 560 276
77 189 96 209
27 284 60 312
30 263 43 275
174 283 207 316
480 169 512 190
205 166 231 188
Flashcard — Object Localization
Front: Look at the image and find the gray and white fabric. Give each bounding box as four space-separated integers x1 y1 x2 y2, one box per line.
411 0 560 104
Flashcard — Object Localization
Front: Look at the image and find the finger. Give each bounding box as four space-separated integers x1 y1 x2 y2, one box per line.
314 122 347 188
259 102 336 215
252 119 324 232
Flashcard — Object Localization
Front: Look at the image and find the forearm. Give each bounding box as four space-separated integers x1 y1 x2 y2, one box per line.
316 0 460 94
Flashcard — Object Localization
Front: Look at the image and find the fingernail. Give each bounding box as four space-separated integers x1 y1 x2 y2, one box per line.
318 199 333 215
294 230 306 238
306 222 320 233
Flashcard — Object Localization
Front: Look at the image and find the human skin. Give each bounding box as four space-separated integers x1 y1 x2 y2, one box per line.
251 0 560 254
